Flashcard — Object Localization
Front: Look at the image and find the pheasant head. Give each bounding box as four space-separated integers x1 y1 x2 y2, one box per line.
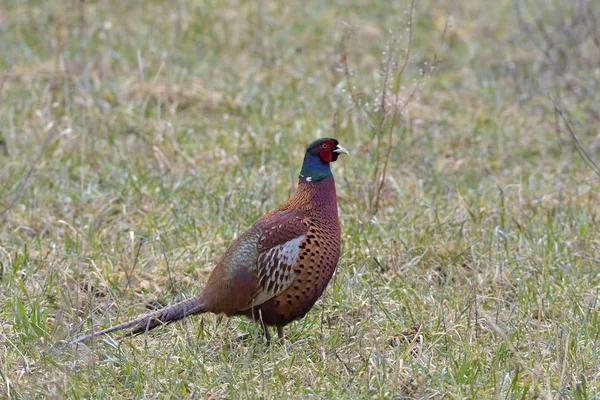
299 138 349 182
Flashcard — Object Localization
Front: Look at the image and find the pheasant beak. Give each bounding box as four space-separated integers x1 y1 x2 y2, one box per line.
333 145 349 156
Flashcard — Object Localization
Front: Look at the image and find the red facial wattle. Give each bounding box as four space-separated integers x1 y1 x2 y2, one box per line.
317 140 337 162
318 148 333 162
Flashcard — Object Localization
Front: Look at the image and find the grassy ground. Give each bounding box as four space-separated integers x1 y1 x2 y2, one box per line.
1 0 599 398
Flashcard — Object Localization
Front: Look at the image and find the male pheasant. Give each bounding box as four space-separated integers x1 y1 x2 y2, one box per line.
69 138 348 344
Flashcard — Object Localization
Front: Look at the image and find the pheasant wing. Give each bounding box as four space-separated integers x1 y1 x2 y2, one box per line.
245 210 309 308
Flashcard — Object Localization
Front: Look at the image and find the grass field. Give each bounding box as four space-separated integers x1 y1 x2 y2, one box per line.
1 0 599 398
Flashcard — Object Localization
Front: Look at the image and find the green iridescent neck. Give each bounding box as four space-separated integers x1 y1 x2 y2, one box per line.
299 151 332 182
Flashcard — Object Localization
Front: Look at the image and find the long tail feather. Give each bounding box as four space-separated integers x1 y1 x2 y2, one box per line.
68 297 206 345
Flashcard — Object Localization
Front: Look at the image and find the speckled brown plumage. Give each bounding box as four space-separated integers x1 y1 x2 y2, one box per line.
69 138 348 345
240 176 341 327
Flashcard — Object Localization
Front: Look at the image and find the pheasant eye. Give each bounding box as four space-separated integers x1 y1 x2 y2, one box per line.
322 144 328 149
